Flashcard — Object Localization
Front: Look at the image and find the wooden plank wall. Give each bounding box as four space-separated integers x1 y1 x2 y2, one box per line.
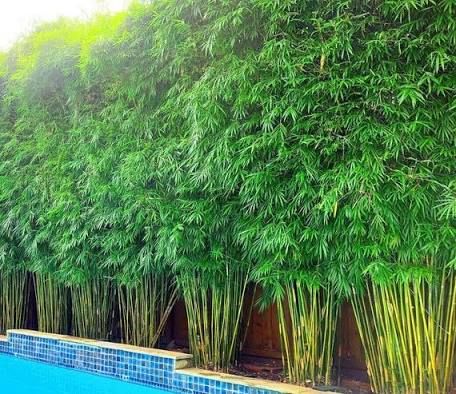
19 280 456 392
168 291 369 381
241 288 282 360
168 294 456 391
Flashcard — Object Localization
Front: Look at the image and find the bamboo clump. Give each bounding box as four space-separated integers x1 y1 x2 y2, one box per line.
0 0 454 390
277 282 339 386
0 270 29 333
71 277 113 340
34 273 69 334
352 269 456 394
179 266 250 371
118 274 178 348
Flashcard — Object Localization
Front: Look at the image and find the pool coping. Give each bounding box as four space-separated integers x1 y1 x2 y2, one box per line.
177 368 326 394
1 330 335 394
7 329 192 365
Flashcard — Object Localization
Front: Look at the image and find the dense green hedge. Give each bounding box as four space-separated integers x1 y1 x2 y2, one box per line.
1 0 454 298
0 0 455 388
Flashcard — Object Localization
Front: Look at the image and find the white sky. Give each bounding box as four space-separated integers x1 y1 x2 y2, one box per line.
0 0 132 51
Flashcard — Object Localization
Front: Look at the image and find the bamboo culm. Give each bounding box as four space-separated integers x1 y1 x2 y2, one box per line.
179 266 250 371
118 274 178 348
277 281 339 386
0 269 29 334
352 269 456 394
71 277 113 340
34 273 69 334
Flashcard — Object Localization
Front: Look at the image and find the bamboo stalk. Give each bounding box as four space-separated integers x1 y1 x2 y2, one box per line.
178 266 250 371
71 277 113 340
277 281 339 386
34 273 69 334
118 273 178 348
352 269 456 394
0 269 29 333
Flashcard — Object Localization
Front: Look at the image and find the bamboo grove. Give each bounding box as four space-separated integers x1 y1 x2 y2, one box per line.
0 0 455 392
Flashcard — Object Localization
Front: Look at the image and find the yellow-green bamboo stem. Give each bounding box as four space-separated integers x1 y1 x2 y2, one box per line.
352 269 456 394
34 273 69 334
71 277 113 340
0 269 29 333
178 266 250 371
118 273 178 348
277 282 339 386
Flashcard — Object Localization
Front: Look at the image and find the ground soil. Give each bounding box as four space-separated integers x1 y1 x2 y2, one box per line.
167 345 371 394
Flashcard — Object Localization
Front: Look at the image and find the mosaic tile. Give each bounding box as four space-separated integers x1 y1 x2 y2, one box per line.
0 332 293 394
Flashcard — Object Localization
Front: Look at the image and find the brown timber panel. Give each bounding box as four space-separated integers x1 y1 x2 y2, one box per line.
170 299 189 348
241 287 282 359
166 295 456 391
338 302 366 371
169 294 365 366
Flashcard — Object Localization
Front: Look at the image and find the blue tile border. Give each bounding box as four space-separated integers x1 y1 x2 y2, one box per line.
0 337 9 354
3 332 177 390
0 331 306 394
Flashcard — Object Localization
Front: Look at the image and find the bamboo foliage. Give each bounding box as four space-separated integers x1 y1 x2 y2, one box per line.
34 273 69 334
0 270 28 333
277 282 339 386
0 0 454 389
118 274 178 348
352 269 456 394
71 277 113 340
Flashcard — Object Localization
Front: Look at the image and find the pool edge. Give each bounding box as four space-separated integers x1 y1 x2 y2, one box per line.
1 330 335 394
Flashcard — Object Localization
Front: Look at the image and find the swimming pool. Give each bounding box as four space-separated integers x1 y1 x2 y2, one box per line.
0 353 175 394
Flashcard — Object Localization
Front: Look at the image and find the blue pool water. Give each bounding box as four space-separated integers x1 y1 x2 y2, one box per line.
0 354 175 394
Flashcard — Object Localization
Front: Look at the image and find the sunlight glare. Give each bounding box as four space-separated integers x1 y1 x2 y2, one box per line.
0 0 132 50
